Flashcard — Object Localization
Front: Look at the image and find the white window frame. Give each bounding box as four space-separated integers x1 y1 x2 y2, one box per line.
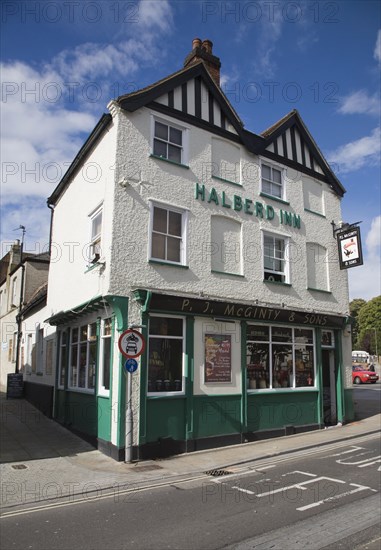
58 330 68 388
26 333 33 375
260 161 285 200
151 114 189 165
262 231 290 284
148 201 188 266
36 326 44 374
147 314 185 396
98 317 112 397
68 324 97 393
11 277 18 307
89 205 103 263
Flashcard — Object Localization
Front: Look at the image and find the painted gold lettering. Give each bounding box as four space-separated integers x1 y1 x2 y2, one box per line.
182 299 190 311
236 308 243 317
244 307 252 317
203 301 211 313
273 310 281 321
224 304 235 316
259 308 267 319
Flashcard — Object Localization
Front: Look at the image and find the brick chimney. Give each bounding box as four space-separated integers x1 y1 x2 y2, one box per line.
184 38 221 86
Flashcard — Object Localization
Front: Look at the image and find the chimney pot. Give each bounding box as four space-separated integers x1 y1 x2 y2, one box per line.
202 39 213 54
192 37 202 50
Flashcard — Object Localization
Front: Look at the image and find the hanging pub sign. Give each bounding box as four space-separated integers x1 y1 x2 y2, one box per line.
205 334 232 383
337 226 363 270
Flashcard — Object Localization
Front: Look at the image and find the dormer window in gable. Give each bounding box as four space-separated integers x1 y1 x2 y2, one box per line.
151 115 189 167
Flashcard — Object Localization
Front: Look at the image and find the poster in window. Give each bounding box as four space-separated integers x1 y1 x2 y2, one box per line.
205 334 232 383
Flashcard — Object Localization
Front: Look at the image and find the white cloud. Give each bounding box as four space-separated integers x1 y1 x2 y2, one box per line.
137 0 173 33
338 90 380 117
252 9 284 77
349 216 381 300
327 127 381 174
374 29 381 64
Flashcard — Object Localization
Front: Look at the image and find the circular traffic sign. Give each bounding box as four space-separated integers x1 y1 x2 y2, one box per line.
124 358 138 373
118 329 146 358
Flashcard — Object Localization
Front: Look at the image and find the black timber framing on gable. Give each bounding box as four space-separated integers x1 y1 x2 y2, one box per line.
117 62 244 136
257 110 345 197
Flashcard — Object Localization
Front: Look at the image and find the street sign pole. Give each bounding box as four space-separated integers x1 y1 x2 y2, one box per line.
118 328 146 464
125 371 133 463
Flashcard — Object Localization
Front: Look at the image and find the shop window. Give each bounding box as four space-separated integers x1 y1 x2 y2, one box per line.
89 207 102 263
153 119 184 164
261 163 283 199
149 202 187 265
247 325 315 390
68 323 97 391
211 216 242 275
211 137 241 184
263 233 289 283
98 318 112 395
45 339 54 376
148 316 184 394
307 242 329 291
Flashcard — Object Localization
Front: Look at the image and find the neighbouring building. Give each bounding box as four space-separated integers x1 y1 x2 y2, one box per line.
0 243 50 393
45 39 354 460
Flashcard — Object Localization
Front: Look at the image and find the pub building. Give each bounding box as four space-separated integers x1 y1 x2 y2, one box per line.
46 39 354 460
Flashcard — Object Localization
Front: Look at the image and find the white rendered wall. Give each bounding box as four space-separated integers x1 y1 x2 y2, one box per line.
46 122 117 316
109 107 350 318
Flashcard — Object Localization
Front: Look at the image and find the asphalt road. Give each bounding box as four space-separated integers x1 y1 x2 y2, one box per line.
1 433 380 550
352 381 381 420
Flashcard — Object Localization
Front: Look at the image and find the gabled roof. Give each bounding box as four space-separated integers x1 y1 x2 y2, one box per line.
253 109 345 196
115 61 244 137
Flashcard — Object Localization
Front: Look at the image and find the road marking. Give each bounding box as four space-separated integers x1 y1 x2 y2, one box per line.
282 471 317 477
323 445 364 457
256 476 346 498
231 486 256 495
337 454 381 465
296 483 375 511
358 458 381 468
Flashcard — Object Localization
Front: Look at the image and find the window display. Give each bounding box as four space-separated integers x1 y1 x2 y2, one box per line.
148 316 184 393
247 325 315 390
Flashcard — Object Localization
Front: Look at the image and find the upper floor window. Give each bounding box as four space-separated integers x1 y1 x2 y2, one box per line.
153 120 183 164
263 233 289 283
89 207 102 263
261 163 283 199
149 202 187 265
11 277 18 307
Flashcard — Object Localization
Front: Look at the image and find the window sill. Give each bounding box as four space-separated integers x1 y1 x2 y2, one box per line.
66 388 96 394
212 175 242 188
307 287 332 294
304 208 326 218
247 387 318 394
84 261 105 273
263 279 291 287
259 192 290 205
212 269 245 278
149 259 189 269
147 392 186 398
150 154 189 169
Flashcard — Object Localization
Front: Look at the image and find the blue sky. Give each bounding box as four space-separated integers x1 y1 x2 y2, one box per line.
1 0 380 300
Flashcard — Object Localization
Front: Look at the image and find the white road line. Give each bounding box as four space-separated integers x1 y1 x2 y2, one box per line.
323 446 364 458
282 471 317 477
296 483 375 511
358 458 381 468
256 476 346 498
337 455 381 465
231 486 256 495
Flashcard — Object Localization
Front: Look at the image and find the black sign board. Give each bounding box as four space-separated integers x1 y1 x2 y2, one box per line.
149 293 345 329
6 373 24 398
337 226 363 270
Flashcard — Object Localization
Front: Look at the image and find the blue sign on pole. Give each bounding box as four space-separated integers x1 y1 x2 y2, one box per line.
124 358 138 373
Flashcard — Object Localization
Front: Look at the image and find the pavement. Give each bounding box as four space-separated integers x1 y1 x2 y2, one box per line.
1 392 380 513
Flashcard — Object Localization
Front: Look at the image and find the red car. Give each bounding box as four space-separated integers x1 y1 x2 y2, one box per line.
352 365 379 384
